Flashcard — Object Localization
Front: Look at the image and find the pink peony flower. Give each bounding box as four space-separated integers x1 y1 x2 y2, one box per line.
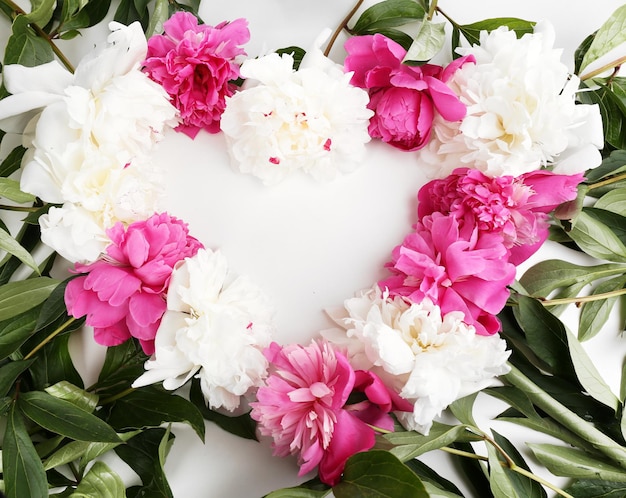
344 34 474 151
250 340 410 486
379 213 516 335
143 12 250 138
417 168 583 264
64 212 203 354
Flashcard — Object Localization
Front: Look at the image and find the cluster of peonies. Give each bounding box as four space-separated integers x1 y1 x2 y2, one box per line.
0 8 604 488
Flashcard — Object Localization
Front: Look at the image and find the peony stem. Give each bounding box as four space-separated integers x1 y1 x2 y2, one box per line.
427 0 438 21
539 287 626 306
0 0 75 73
587 172 626 191
324 0 365 57
441 446 575 498
503 364 626 470
24 317 77 360
0 204 40 212
580 56 626 81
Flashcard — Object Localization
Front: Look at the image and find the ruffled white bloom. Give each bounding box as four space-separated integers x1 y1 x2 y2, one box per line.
39 158 164 263
323 286 510 434
220 30 373 185
133 248 275 412
419 21 603 178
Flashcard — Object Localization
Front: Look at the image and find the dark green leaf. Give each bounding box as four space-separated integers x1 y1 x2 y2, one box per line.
369 27 414 50
402 459 464 496
486 440 518 498
3 403 48 498
82 0 113 27
584 207 626 247
45 381 98 412
0 277 59 321
352 0 425 33
34 277 74 332
514 295 576 379
575 32 596 75
189 378 257 440
106 387 205 440
0 305 40 360
566 479 626 497
115 427 174 497
4 16 55 66
333 450 429 497
451 442 492 497
458 18 535 46
584 149 626 184
569 210 626 262
0 145 25 177
0 359 34 397
264 488 328 498
275 46 306 71
579 83 626 150
19 391 121 442
28 332 84 389
92 340 147 396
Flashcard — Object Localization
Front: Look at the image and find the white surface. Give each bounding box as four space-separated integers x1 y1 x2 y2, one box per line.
1 1 624 496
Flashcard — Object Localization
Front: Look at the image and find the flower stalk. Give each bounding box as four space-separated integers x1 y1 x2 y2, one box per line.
503 364 626 470
23 317 76 360
540 287 626 306
324 0 365 56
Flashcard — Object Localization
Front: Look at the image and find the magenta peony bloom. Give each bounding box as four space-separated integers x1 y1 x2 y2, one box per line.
64 213 203 354
418 168 583 264
143 12 250 138
250 340 410 486
344 34 474 151
380 213 516 336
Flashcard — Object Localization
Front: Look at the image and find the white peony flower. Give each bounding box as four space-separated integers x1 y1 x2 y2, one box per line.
7 22 178 205
38 158 164 263
132 248 275 412
323 286 510 434
419 21 603 178
220 31 373 185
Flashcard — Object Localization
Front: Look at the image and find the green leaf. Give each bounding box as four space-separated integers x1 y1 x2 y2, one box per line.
69 461 125 498
333 450 429 497
0 359 34 397
584 149 626 184
0 277 59 321
115 427 174 496
404 19 445 63
45 381 98 413
4 16 55 66
0 145 26 177
352 0 425 34
146 0 168 36
448 393 477 427
0 227 40 274
383 423 475 462
34 278 74 332
594 188 626 216
458 18 535 46
486 440 519 498
575 32 596 75
265 488 328 498
81 0 113 27
579 4 626 74
28 333 84 389
0 306 40 360
21 0 56 27
579 275 626 341
0 178 35 204
3 403 48 498
369 28 414 50
402 459 464 497
565 479 626 497
569 211 626 262
579 83 626 150
189 378 257 440
19 391 122 443
519 260 624 298
529 444 626 481
492 431 547 498
275 46 307 71
566 328 620 412
514 295 575 379
106 387 205 441
584 208 626 247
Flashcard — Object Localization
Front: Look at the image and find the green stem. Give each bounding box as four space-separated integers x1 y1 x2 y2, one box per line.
441 447 575 498
427 0 438 20
539 287 626 306
24 317 76 360
580 55 626 81
324 0 365 57
100 387 136 405
0 204 40 212
0 0 75 73
436 7 460 30
587 172 626 191
503 364 626 470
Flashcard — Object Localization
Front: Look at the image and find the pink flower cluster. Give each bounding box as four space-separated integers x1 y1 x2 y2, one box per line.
344 34 474 151
143 12 249 138
65 213 202 354
381 169 583 334
250 340 411 485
